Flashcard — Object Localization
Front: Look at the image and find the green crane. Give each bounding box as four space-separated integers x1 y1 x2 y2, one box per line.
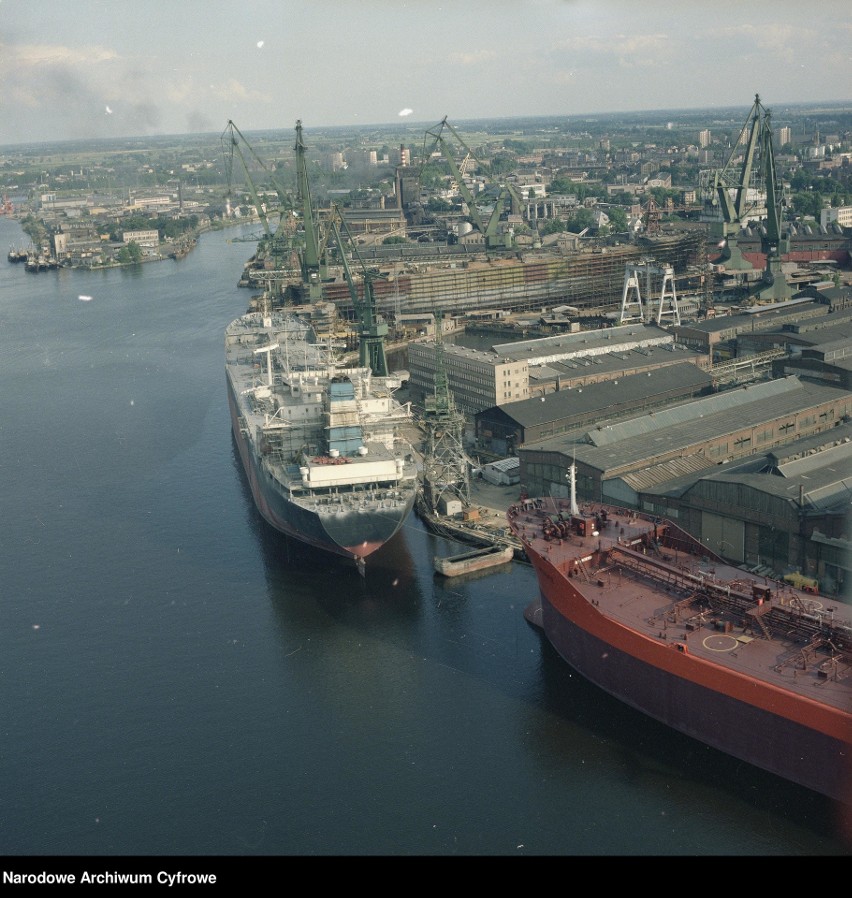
709 94 791 301
420 117 522 251
294 120 324 302
222 120 274 237
221 120 292 266
755 105 792 301
710 95 764 271
327 206 389 377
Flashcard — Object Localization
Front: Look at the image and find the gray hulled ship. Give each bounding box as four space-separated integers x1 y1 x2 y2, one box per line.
225 293 417 569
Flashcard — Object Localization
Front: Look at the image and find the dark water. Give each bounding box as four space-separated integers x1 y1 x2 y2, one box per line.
1 216 849 858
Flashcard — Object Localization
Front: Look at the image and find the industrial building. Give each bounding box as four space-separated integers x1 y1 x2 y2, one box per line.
671 296 832 356
407 341 529 415
409 321 709 420
637 425 852 600
475 361 715 455
775 335 852 391
517 375 851 510
493 323 709 395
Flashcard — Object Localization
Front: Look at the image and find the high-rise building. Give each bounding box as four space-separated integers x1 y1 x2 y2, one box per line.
698 129 711 148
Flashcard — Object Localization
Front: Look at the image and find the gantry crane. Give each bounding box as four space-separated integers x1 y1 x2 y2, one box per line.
420 117 522 250
326 206 390 377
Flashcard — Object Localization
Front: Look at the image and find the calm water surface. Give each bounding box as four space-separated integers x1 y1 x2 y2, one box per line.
0 217 849 857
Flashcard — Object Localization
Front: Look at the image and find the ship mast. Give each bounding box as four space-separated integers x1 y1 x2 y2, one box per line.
568 457 579 516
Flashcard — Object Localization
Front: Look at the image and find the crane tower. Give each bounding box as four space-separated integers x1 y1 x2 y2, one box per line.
420 314 470 514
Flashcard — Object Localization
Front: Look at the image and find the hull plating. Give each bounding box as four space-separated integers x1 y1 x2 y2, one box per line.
510 498 852 804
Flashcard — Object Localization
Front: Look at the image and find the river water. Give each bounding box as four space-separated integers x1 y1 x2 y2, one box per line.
1 216 848 858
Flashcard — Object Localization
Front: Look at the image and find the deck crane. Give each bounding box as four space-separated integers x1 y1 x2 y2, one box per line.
420 117 522 251
326 206 390 377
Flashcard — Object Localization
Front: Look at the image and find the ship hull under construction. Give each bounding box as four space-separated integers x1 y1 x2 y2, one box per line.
248 234 705 320
509 496 852 805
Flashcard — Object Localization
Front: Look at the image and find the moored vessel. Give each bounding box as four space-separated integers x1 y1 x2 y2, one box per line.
433 543 514 577
225 291 418 569
507 468 852 804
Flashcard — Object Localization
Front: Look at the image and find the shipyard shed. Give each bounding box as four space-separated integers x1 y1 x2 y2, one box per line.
525 342 708 395
637 423 852 600
777 336 852 390
671 297 830 354
517 375 852 511
481 457 520 486
737 306 852 357
493 321 709 396
475 361 714 455
493 322 673 368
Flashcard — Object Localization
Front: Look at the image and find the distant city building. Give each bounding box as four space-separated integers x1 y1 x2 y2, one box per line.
821 205 852 229
122 229 159 246
698 129 711 148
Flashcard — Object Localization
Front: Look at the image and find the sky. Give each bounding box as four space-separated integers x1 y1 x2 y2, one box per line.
1 0 851 146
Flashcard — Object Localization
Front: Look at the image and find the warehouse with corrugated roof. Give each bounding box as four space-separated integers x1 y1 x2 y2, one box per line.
636 425 852 600
517 375 851 509
475 361 714 455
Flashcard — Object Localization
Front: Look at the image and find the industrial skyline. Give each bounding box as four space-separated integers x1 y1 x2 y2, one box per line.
2 0 851 146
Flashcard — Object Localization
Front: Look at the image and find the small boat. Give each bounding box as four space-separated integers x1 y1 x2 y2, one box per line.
434 543 514 577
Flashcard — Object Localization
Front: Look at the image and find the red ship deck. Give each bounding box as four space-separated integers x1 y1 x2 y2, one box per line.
508 496 852 802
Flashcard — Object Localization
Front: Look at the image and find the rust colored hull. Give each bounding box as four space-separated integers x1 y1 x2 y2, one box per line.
510 497 852 805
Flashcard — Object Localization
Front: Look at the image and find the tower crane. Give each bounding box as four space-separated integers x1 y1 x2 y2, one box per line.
326 206 389 377
420 117 522 250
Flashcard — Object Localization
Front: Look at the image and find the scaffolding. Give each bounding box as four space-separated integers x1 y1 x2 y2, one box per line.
270 232 705 323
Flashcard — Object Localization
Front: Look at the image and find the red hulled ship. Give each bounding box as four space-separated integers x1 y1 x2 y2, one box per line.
508 473 852 806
